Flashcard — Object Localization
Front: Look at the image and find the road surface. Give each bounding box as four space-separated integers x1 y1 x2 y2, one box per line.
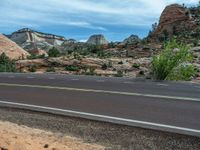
0 73 199 137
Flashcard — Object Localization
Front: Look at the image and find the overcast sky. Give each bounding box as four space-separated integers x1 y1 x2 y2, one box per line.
0 0 199 41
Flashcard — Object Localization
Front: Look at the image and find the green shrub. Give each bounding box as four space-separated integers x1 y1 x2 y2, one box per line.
132 63 140 69
28 65 37 72
65 65 80 72
193 39 199 46
48 47 60 57
167 64 197 81
73 52 81 60
101 64 108 70
115 70 123 77
151 39 195 81
28 54 46 59
0 53 17 72
46 67 55 72
108 61 113 68
89 45 102 54
85 67 96 76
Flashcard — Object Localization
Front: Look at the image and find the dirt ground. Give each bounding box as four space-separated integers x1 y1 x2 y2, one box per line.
0 121 105 150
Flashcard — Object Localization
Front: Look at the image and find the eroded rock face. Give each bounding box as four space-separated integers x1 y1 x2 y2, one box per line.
87 34 109 45
152 4 195 40
0 34 30 60
9 28 66 50
123 35 141 45
28 49 48 57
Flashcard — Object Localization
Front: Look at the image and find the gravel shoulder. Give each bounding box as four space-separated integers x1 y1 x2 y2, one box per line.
0 107 199 150
0 120 104 150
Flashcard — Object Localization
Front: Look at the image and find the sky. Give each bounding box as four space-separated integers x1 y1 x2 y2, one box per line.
0 0 199 42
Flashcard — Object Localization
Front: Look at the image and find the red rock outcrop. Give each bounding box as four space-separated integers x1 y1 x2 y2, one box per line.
151 4 196 40
0 34 30 60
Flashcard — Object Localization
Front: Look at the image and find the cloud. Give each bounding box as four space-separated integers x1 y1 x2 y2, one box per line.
0 0 199 39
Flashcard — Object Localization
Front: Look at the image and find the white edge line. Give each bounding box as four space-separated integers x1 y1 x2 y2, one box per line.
0 100 199 137
157 83 169 86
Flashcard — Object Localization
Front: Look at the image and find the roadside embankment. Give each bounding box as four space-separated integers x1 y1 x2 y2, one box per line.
0 107 199 150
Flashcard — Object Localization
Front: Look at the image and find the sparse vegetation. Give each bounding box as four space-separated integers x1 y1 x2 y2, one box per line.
151 39 196 81
28 54 46 60
0 53 17 72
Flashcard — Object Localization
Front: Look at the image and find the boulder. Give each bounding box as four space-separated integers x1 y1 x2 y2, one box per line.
29 49 48 57
191 46 200 52
16 59 48 68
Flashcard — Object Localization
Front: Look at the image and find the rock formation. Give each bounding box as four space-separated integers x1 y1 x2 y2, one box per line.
87 34 109 45
8 28 66 50
0 34 30 60
151 4 196 41
28 49 48 57
123 35 141 45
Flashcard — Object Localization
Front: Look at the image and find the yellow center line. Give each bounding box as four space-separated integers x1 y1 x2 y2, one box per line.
0 83 199 102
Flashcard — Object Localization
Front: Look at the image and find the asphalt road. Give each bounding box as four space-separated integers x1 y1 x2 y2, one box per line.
0 73 200 137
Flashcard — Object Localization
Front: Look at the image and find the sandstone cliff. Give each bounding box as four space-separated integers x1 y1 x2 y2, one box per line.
0 34 30 60
87 34 109 45
9 28 66 50
151 4 196 41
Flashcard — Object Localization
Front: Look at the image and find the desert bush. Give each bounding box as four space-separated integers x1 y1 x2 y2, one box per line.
115 70 123 77
132 63 140 69
167 64 197 81
101 64 108 70
65 65 80 72
73 52 81 60
151 39 196 80
0 53 17 72
192 39 199 46
46 67 55 72
85 67 96 76
28 54 46 59
28 65 37 72
48 47 60 57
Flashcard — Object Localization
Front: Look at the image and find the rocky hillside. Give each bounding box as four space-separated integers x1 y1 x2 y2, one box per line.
87 34 109 45
8 28 66 51
0 34 30 60
150 4 199 42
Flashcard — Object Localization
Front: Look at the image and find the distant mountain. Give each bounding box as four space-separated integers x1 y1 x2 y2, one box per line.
0 34 30 59
8 28 67 51
87 34 109 45
123 35 141 45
